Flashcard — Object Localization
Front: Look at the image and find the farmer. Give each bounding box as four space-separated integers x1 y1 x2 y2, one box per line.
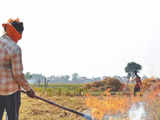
0 18 35 120
133 72 142 96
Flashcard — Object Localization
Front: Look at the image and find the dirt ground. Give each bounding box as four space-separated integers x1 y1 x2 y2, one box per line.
3 93 89 120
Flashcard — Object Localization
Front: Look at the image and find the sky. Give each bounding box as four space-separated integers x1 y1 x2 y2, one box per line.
0 0 160 78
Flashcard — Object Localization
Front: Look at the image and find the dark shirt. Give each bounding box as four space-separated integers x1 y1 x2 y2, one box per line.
135 77 142 88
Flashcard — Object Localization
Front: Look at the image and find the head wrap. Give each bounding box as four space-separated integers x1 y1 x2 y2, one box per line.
2 18 24 43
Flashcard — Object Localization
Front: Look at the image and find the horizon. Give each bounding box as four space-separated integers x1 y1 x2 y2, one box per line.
26 71 153 79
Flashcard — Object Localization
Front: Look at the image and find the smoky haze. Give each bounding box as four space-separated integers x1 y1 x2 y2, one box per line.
0 0 159 78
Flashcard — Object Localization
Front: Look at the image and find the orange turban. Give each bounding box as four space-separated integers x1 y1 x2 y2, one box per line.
2 18 22 43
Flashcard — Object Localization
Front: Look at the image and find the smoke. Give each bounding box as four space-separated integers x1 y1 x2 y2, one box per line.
128 102 146 120
84 102 155 120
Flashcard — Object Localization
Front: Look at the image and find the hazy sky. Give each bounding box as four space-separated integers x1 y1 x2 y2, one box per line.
0 0 160 78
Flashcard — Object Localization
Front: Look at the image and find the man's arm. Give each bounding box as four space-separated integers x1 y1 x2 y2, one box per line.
11 46 31 91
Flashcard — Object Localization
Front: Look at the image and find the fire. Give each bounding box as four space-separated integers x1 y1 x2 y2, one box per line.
86 89 132 119
85 81 160 120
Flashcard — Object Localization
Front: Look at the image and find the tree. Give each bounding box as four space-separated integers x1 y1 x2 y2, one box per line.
72 73 79 81
44 77 48 88
63 75 70 82
25 72 32 80
31 74 44 86
125 62 142 79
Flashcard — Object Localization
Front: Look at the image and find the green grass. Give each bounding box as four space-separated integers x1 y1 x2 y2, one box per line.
31 83 135 97
32 84 88 96
37 84 84 88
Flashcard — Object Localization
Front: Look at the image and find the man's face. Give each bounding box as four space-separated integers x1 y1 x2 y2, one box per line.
3 24 7 32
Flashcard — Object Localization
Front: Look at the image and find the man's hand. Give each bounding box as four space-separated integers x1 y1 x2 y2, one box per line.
26 89 36 98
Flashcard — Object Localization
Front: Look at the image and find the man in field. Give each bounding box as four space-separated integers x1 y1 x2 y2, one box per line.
0 18 35 120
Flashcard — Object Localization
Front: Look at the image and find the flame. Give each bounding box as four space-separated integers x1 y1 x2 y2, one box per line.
85 78 160 120
86 89 133 119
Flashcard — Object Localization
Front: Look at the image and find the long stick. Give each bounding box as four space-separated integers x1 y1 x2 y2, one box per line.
21 91 92 120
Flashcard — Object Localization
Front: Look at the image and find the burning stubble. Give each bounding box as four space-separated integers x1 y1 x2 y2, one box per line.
85 82 160 120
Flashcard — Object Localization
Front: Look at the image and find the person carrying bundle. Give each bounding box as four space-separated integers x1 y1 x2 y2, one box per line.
133 72 142 96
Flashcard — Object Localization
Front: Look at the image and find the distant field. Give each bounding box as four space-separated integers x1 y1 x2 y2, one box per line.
32 84 88 96
38 83 84 88
31 83 135 96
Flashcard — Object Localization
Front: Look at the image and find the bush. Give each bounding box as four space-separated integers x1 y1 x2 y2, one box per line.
101 77 122 91
84 77 122 92
92 81 104 88
142 78 156 92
